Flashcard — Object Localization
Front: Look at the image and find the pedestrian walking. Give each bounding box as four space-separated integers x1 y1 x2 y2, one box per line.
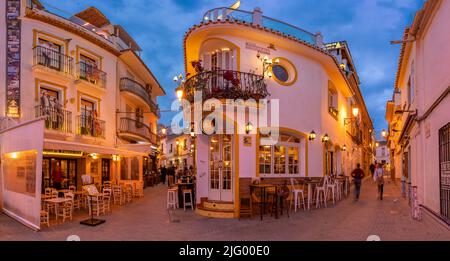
369 162 376 178
351 163 365 201
374 163 385 200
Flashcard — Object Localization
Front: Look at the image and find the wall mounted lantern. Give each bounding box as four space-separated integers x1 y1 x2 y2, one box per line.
309 130 316 141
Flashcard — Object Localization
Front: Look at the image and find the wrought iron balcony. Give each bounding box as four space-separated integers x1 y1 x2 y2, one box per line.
35 105 72 133
76 115 105 138
203 8 318 46
77 61 107 89
118 117 158 144
33 46 73 76
183 70 268 101
119 78 159 116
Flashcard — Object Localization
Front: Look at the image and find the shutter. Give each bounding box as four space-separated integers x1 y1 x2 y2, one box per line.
202 53 212 71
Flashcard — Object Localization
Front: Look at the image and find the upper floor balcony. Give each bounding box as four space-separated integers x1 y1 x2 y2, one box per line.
76 61 107 89
202 7 320 46
33 46 74 77
117 117 158 145
183 70 268 102
76 115 105 138
119 78 159 116
35 105 72 133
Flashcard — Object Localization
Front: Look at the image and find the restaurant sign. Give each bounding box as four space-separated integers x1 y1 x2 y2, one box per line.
245 42 270 55
5 0 21 118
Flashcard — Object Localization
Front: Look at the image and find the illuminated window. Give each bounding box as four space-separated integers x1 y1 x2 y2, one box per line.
259 133 302 176
328 81 338 119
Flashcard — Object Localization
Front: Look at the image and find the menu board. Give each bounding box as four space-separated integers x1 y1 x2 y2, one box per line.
6 0 21 118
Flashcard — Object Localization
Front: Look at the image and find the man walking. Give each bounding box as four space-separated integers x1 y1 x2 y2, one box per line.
351 163 365 201
369 162 376 178
374 163 385 200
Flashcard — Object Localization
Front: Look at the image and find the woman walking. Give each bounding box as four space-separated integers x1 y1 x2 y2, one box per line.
374 163 385 200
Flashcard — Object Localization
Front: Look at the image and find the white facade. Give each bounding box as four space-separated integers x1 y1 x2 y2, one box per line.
386 0 450 222
0 1 164 197
182 7 373 217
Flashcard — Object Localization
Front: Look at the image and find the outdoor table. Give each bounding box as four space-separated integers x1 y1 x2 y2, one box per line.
176 182 195 208
303 179 321 210
44 197 71 221
250 184 278 221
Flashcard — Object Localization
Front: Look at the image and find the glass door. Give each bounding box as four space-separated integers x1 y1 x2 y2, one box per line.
209 135 233 202
102 159 111 183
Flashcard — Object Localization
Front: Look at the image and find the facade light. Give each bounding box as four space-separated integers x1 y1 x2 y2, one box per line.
309 130 316 141
352 107 359 118
245 122 253 134
322 134 329 143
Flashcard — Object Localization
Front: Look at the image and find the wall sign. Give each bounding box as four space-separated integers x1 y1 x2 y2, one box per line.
243 136 252 147
6 0 21 118
245 42 270 55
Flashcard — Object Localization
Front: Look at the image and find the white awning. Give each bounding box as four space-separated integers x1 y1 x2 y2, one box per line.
44 139 147 157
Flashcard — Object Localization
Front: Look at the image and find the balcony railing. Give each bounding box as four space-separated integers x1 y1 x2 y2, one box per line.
119 78 159 116
183 70 268 101
33 46 73 76
77 61 107 89
76 115 105 138
35 105 72 133
203 8 318 46
118 117 158 144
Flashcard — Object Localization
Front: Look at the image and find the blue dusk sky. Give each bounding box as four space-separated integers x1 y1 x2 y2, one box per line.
41 0 425 138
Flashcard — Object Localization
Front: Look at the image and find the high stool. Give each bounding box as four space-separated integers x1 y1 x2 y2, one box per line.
167 188 178 210
183 189 193 211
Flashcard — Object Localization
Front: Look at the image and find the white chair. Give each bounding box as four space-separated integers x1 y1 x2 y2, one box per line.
44 188 52 197
325 176 337 205
289 178 306 212
112 185 124 205
102 188 112 214
315 178 327 208
183 189 193 211
57 194 74 222
167 188 178 210
69 185 76 193
87 195 103 216
40 204 50 227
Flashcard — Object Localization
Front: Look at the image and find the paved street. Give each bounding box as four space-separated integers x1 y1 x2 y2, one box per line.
0 179 449 241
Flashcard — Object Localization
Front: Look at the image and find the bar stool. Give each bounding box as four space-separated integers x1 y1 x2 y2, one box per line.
183 189 193 211
167 188 178 210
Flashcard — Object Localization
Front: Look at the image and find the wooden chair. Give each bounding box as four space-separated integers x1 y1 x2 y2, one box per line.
112 185 124 205
40 203 50 227
102 188 112 214
57 195 73 222
239 196 253 219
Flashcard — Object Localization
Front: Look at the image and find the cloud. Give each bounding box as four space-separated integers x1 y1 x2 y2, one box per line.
41 0 425 128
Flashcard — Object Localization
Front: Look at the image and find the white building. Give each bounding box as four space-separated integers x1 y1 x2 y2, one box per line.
179 7 374 218
0 0 164 230
375 141 390 165
385 0 450 224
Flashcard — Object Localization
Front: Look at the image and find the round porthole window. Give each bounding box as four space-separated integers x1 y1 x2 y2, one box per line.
270 57 297 86
272 65 289 83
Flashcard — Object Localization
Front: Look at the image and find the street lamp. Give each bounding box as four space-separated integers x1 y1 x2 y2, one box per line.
345 106 360 126
245 122 253 134
175 86 184 101
381 129 387 138
309 130 317 141
322 134 329 143
342 144 347 151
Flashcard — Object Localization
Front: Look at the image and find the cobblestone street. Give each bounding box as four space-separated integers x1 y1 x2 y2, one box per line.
1 178 449 241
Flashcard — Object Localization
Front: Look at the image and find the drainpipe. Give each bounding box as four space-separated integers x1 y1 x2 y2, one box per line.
252 7 262 26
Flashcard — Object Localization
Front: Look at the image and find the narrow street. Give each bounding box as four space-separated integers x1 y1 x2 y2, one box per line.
1 178 448 241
